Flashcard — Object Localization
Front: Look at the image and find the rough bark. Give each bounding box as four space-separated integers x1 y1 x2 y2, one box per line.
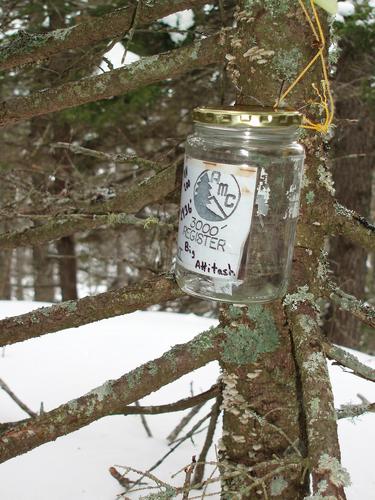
217 2 348 498
219 304 304 499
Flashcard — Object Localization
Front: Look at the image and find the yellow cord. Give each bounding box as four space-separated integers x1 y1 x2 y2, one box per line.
275 0 334 134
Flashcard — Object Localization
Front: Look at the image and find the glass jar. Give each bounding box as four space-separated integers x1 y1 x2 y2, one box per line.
175 106 305 304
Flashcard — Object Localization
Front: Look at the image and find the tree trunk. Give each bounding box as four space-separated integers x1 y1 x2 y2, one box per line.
56 236 78 301
0 250 12 300
33 245 55 302
326 39 374 349
14 248 25 300
218 2 344 498
219 304 305 499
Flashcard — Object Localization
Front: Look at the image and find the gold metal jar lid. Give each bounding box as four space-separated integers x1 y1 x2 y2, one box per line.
192 106 302 128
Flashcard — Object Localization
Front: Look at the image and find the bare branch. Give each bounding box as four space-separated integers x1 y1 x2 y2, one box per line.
0 275 183 347
0 326 221 464
182 457 197 500
0 378 37 418
0 33 227 128
135 401 153 437
0 0 208 71
323 342 375 383
166 400 206 444
124 385 219 415
192 395 221 487
288 304 349 498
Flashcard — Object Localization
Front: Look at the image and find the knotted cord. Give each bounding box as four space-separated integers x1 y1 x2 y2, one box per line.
274 0 334 134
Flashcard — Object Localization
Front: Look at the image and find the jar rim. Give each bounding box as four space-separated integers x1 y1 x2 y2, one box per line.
193 106 302 128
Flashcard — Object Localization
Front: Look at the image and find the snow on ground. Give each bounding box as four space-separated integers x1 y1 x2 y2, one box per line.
0 301 374 499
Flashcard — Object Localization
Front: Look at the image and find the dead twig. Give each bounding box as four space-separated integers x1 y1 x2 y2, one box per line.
182 456 197 499
125 410 212 496
0 377 37 418
192 396 222 487
135 401 153 437
167 402 206 444
125 385 219 416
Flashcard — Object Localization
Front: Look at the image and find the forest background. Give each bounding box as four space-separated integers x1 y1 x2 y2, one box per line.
0 0 374 499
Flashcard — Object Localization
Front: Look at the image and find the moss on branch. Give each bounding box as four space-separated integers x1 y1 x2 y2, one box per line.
323 342 375 383
0 275 184 347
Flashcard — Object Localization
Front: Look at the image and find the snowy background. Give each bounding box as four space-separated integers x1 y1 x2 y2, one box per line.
0 302 374 499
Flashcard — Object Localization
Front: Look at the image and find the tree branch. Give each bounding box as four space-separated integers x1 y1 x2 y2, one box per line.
323 342 375 383
288 304 349 499
166 400 205 443
0 275 183 347
0 0 208 71
327 202 375 253
324 282 375 330
0 163 179 249
0 378 37 418
192 395 221 486
0 32 227 128
0 326 222 464
123 385 219 415
51 142 163 170
337 401 375 419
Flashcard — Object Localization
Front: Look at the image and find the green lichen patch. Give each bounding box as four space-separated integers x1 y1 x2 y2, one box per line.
334 202 354 219
303 352 326 373
283 285 318 311
164 350 178 372
221 305 279 365
145 361 158 376
228 304 243 320
62 301 77 313
317 250 329 281
141 486 177 499
317 453 351 488
272 47 303 81
317 165 335 195
297 314 317 335
188 328 215 357
88 380 114 402
306 190 315 205
127 367 144 389
309 397 321 419
270 475 288 496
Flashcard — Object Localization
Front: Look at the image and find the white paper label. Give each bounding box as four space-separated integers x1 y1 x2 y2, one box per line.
177 157 257 279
